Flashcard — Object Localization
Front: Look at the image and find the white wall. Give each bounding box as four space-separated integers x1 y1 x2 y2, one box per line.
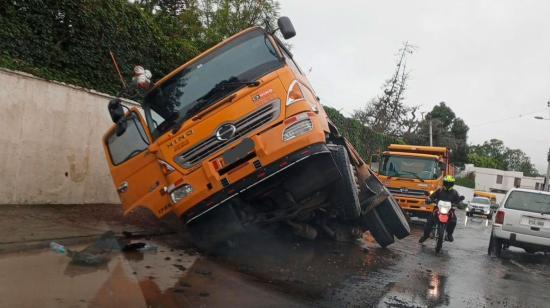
466 165 545 193
0 69 137 204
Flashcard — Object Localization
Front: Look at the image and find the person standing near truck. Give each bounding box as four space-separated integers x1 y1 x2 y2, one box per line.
419 175 462 243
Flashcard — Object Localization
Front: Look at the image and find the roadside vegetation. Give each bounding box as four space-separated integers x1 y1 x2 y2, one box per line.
0 0 279 95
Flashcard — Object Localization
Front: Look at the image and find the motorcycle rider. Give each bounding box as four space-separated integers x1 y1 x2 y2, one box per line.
419 175 462 243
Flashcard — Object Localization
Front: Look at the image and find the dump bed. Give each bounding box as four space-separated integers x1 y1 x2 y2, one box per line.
386 144 449 158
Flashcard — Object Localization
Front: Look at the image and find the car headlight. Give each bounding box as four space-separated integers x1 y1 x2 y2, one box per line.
170 184 193 204
283 113 313 141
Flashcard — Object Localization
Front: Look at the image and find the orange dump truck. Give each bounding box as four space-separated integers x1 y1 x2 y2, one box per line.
374 144 453 218
102 17 409 249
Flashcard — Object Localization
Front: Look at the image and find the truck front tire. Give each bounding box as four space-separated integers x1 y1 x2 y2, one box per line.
330 145 361 220
185 201 244 252
364 175 411 239
361 210 395 248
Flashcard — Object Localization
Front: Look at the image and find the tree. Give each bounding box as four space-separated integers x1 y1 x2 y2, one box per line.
406 102 470 166
352 42 420 137
450 117 469 164
468 139 507 170
468 139 540 176
0 0 280 96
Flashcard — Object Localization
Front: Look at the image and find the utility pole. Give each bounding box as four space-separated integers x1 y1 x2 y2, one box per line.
429 118 433 146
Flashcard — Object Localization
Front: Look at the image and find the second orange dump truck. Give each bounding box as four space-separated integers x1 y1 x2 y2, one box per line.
102 17 409 249
373 144 454 218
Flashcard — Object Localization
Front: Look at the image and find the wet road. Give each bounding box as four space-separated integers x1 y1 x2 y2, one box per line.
1 209 549 307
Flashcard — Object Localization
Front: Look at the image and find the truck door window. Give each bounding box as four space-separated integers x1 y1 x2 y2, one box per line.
107 114 149 165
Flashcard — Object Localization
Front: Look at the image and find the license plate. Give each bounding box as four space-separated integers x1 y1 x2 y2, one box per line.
522 216 546 228
222 138 255 166
528 217 545 227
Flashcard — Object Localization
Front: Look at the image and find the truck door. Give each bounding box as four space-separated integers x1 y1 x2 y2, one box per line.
103 109 172 218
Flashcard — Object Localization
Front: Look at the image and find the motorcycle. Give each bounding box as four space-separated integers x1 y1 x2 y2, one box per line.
433 200 453 253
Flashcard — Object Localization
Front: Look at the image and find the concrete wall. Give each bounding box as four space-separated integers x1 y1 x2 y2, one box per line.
0 69 137 204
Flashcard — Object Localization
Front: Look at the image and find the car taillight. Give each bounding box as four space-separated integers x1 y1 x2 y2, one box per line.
495 211 505 224
286 80 305 106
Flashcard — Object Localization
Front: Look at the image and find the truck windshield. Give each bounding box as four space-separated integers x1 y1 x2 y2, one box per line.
143 29 282 139
504 191 550 214
379 156 442 180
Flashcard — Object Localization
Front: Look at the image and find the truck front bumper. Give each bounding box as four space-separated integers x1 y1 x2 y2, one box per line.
394 196 434 216
181 143 333 223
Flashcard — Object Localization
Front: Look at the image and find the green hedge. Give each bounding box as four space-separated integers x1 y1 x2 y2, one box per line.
324 106 402 161
0 0 199 96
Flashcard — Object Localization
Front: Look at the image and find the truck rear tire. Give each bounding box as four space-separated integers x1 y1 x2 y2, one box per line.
361 210 394 248
365 175 411 239
330 145 361 220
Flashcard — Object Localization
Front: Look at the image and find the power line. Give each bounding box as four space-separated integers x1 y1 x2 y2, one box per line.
469 109 545 129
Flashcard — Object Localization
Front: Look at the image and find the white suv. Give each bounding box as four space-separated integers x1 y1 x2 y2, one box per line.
488 188 550 256
466 196 493 219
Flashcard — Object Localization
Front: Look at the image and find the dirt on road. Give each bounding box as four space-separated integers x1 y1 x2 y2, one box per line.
1 206 549 307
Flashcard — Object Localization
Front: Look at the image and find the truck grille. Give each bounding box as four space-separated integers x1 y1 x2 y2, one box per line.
174 100 281 169
388 187 429 198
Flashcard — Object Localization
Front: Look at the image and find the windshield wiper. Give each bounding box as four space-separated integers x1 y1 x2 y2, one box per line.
398 171 425 182
170 78 260 134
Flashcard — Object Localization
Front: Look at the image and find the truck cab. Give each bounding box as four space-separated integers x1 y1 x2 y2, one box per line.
373 144 451 218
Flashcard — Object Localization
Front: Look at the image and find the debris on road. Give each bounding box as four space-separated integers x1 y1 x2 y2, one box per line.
122 242 146 252
49 242 67 254
49 231 159 266
66 231 125 266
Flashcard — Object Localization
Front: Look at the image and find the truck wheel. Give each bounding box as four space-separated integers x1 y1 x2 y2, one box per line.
185 201 244 252
330 145 361 220
361 210 394 248
488 232 503 257
365 175 410 239
435 224 445 253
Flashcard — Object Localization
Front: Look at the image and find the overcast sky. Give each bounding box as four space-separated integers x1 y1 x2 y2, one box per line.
278 0 550 173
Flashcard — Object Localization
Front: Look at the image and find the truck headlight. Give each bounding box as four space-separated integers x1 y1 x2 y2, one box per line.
283 113 313 141
170 184 193 203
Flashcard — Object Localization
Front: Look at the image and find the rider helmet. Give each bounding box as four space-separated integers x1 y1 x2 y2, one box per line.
443 175 455 190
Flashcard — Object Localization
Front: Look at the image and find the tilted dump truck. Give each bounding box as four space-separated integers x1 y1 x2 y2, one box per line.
102 17 409 249
373 144 453 218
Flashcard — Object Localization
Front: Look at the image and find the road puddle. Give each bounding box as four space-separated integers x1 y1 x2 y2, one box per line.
0 237 309 307
378 270 450 307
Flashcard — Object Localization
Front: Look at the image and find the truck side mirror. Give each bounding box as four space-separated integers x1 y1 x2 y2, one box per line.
277 17 296 39
108 99 124 123
108 99 128 136
115 119 127 137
